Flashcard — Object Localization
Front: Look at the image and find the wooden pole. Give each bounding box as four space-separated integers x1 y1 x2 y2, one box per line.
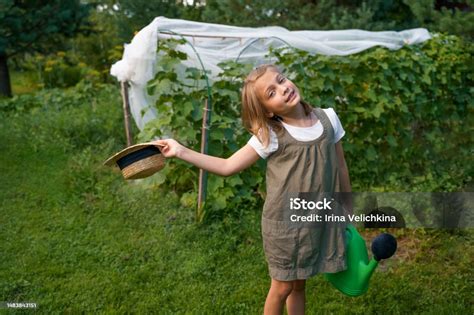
197 98 211 221
120 81 133 146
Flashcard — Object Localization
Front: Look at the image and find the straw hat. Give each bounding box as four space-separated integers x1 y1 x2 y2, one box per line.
104 142 166 180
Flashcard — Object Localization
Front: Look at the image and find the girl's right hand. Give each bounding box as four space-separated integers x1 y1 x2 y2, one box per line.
152 139 184 158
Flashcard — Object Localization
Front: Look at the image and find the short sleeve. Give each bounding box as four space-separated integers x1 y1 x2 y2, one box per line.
247 128 279 159
325 107 346 143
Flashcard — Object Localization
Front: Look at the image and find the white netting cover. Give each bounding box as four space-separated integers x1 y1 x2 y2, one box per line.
110 16 432 131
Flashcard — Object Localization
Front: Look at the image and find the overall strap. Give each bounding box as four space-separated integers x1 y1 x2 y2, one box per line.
313 107 335 143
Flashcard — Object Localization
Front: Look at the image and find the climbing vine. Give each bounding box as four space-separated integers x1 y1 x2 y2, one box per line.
140 34 472 222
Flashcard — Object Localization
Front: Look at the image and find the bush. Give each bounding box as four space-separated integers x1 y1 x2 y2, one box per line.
0 80 124 153
18 51 101 89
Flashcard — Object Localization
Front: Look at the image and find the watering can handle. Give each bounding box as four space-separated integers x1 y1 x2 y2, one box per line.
344 223 358 246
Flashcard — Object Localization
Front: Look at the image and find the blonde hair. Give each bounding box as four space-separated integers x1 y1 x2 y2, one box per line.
241 64 314 148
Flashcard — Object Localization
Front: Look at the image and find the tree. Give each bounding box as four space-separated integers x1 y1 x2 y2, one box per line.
0 0 94 97
201 0 473 39
403 0 473 40
106 0 205 42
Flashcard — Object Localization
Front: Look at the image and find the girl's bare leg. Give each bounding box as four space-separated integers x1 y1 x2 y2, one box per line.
286 279 306 315
264 278 294 315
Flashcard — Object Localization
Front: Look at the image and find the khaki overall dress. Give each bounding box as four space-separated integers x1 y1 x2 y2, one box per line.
261 107 348 281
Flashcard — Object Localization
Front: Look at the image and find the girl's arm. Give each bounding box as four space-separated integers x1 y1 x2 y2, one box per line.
335 141 354 215
152 139 260 177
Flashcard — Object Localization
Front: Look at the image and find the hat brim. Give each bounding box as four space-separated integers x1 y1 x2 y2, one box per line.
103 142 165 167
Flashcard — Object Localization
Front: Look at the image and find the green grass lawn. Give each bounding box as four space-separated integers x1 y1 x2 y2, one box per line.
0 83 472 314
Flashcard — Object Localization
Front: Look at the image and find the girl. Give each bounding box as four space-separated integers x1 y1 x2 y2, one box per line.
153 64 353 315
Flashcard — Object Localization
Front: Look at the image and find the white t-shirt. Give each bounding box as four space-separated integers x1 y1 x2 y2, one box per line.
248 107 345 159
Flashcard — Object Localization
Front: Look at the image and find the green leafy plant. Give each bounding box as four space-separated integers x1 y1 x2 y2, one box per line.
141 34 472 223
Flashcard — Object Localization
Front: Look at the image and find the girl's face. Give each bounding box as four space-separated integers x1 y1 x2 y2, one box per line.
254 70 301 117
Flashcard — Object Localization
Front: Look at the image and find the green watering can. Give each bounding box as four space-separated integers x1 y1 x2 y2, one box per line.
325 224 397 297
